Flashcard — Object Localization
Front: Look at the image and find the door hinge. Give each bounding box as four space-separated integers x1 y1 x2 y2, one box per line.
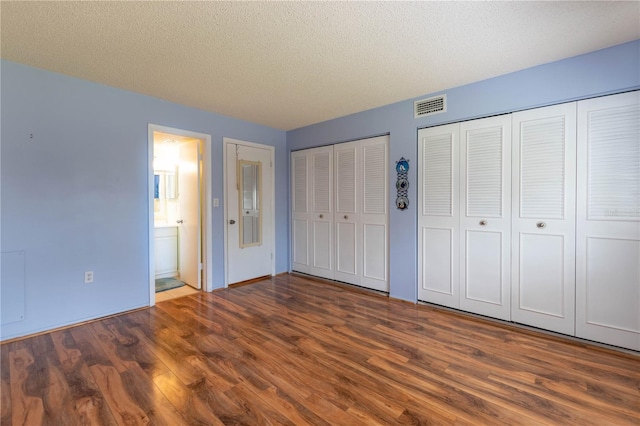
270 160 273 168
199 262 204 270
271 253 273 260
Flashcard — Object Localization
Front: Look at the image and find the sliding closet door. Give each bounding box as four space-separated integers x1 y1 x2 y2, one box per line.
576 91 640 351
418 124 460 307
359 136 389 291
459 116 512 320
291 150 311 274
511 103 576 335
309 146 334 279
334 141 359 285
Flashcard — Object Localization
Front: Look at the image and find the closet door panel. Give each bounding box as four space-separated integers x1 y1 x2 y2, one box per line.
576 91 640 350
336 222 357 276
422 227 454 296
360 136 389 291
292 219 308 267
459 116 511 320
334 142 359 285
291 152 310 274
518 232 565 316
465 230 503 304
418 124 460 307
583 237 639 331
312 221 332 270
512 103 576 335
363 224 387 290
309 146 334 279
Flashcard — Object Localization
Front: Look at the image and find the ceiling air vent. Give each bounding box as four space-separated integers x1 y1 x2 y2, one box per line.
414 94 446 118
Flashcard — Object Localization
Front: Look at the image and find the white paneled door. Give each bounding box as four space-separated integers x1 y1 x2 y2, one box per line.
334 141 359 285
292 146 335 280
309 146 335 280
333 136 389 290
511 103 577 335
418 124 460 307
291 150 311 274
459 116 512 320
576 91 640 350
177 140 201 289
359 136 388 291
226 141 274 285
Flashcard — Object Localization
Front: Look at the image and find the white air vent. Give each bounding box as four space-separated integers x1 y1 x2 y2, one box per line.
415 95 446 118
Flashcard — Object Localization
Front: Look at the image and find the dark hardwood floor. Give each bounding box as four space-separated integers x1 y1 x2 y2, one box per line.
1 273 638 425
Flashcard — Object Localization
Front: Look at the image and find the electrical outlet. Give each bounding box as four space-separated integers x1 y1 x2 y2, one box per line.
84 271 94 283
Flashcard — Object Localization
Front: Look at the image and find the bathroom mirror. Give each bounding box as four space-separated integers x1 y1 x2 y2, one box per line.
238 160 261 247
154 171 177 199
165 171 177 199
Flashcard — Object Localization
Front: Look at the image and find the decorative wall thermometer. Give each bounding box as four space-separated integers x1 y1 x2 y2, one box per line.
395 157 409 210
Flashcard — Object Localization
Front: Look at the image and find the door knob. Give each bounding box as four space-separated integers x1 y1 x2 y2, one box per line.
479 220 487 226
319 214 324 219
344 215 348 219
229 219 236 225
536 222 546 229
176 220 184 224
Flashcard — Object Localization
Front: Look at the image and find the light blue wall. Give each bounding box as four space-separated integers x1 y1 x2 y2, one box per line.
287 40 640 302
2 41 638 340
1 60 287 340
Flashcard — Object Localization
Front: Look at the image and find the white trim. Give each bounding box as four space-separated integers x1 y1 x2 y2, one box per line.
223 137 276 287
148 124 213 306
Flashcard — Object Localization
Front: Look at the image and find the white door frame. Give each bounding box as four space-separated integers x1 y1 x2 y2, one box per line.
148 124 213 306
223 137 276 287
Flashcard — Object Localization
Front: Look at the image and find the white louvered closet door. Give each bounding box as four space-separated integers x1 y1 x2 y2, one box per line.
359 136 389 291
459 116 512 320
511 103 577 335
309 146 334 280
291 150 310 274
576 91 640 351
334 141 359 285
418 124 460 307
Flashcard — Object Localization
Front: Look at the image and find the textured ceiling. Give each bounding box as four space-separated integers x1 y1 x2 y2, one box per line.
1 1 639 131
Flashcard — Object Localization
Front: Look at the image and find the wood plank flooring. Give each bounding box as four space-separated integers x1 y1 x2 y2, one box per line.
1 273 638 425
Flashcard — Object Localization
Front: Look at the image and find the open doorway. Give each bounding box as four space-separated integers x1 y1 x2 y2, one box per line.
148 125 212 305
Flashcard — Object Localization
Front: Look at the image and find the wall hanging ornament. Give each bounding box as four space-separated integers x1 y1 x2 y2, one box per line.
395 157 409 210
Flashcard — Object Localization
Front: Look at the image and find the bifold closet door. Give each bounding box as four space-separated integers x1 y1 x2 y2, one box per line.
418 124 460 307
359 136 389 291
291 146 334 279
334 136 389 291
334 141 359 285
291 150 310 274
459 116 512 320
511 103 577 335
576 91 640 351
309 146 334 279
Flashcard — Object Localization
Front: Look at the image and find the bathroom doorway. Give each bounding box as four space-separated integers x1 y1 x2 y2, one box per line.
148 125 213 305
